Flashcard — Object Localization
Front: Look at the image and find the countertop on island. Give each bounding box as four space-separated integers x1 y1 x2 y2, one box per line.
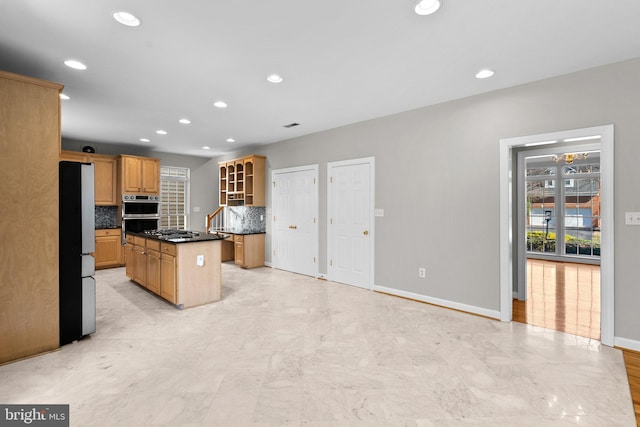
128 231 226 244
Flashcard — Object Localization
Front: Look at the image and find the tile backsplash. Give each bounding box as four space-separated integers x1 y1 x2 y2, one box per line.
226 206 266 233
95 206 118 229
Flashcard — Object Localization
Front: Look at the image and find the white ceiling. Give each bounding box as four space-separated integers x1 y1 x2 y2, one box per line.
2 1 640 158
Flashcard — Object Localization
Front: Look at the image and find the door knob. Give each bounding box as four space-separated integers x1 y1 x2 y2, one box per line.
363 230 369 235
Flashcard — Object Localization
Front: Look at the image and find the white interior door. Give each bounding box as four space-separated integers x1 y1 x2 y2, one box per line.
272 165 318 277
327 157 374 289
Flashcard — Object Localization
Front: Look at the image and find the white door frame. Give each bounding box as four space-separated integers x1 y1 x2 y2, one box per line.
499 125 614 346
327 157 375 290
271 164 319 277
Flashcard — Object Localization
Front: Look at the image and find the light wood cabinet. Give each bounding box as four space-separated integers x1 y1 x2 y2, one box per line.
132 236 147 285
160 244 177 304
125 235 136 279
125 236 221 308
146 239 161 295
234 235 245 266
60 151 117 205
233 233 265 268
95 229 122 269
219 155 265 206
119 154 160 195
94 155 118 205
1 70 62 364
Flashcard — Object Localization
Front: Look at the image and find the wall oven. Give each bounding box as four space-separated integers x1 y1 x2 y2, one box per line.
121 194 160 244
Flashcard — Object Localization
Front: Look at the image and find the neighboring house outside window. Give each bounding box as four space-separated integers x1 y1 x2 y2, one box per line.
160 166 189 230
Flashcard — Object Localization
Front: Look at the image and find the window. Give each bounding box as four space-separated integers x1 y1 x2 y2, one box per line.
160 166 189 230
525 158 600 258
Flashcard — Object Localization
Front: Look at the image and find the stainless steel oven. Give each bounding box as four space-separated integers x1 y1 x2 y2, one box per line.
121 194 160 244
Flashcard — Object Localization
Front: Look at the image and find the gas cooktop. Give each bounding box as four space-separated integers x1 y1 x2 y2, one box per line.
143 229 200 238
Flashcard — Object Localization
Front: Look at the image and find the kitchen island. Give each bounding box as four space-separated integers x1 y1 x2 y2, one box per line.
125 230 226 309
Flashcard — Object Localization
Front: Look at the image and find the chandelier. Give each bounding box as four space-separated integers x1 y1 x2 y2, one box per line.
551 152 588 164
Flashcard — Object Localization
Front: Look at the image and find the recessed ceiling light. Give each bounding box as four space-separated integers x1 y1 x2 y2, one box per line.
140 138 150 142
202 146 211 150
214 101 228 108
226 138 235 143
414 0 442 15
179 118 191 124
156 130 167 135
64 59 87 70
267 74 284 83
113 11 141 27
59 93 70 100
475 69 495 79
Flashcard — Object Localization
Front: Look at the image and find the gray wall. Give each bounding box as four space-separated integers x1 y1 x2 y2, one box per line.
244 57 640 343
69 57 640 344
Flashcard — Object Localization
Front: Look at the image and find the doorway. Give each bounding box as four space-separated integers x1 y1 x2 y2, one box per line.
327 157 375 289
499 125 614 346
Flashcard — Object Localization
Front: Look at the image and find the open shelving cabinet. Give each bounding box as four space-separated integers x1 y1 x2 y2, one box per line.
218 155 265 206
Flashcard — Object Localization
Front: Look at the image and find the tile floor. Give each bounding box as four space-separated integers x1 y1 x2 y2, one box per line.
0 265 635 426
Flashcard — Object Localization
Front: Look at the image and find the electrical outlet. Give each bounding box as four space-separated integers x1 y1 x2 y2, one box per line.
625 212 640 225
418 267 426 278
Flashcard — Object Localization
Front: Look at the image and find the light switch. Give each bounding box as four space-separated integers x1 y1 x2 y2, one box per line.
196 255 204 266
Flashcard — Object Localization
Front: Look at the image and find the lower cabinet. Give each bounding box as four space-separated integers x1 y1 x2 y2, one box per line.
146 240 161 294
133 236 147 285
125 235 135 279
95 229 122 269
233 234 265 269
125 236 221 308
160 243 177 304
234 235 245 266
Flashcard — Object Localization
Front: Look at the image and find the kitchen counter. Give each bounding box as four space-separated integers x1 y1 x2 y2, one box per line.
130 230 227 243
209 229 266 236
125 231 223 308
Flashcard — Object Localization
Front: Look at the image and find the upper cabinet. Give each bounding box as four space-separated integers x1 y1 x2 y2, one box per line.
219 155 265 206
118 154 160 195
60 151 118 205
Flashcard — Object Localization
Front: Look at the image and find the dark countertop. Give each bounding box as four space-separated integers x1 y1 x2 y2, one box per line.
96 226 120 230
210 229 266 236
129 231 226 244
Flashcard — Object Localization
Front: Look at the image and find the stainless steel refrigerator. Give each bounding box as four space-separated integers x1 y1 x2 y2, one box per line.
59 161 96 345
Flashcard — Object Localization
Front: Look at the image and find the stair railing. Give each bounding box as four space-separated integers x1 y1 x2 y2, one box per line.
206 206 225 233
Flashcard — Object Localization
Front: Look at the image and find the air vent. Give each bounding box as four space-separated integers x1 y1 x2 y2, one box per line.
283 123 300 128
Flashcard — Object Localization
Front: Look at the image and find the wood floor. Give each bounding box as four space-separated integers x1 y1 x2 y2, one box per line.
513 259 600 340
623 349 640 426
513 259 639 425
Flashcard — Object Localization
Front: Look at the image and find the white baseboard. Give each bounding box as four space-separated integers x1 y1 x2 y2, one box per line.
264 261 272 268
373 285 501 320
615 336 640 352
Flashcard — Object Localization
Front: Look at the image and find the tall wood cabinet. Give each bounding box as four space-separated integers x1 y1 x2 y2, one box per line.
119 154 160 195
0 70 63 364
60 150 118 205
219 155 265 206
